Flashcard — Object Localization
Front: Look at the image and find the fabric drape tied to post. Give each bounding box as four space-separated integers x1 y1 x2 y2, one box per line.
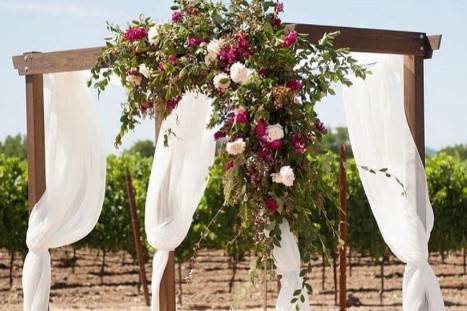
22 72 106 311
145 92 217 311
273 221 310 311
343 53 445 311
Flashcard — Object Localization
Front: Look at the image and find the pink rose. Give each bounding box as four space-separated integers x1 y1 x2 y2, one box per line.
172 11 183 23
287 80 303 91
275 2 284 14
265 197 279 213
123 27 148 42
283 31 298 48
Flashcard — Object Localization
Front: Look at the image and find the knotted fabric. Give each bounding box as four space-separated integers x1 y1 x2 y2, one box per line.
343 53 445 310
145 92 217 310
23 72 106 311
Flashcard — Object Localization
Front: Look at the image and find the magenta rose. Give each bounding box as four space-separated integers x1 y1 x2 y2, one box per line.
271 16 282 28
172 11 183 23
265 197 279 213
219 46 237 65
187 37 203 47
287 80 303 91
168 55 177 64
269 139 283 150
123 27 148 42
235 111 249 124
283 31 298 48
255 119 267 138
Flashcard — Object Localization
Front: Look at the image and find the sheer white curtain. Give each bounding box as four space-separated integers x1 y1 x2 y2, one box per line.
23 72 106 311
145 92 217 311
273 220 310 311
343 53 445 310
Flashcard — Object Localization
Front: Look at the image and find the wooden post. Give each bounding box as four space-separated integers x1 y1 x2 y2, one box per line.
155 114 177 311
338 144 348 311
25 73 46 211
125 172 151 306
404 55 428 311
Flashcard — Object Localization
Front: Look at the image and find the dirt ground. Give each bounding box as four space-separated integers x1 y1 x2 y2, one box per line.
0 248 465 310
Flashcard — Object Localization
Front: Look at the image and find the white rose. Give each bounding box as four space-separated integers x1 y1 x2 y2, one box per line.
205 52 217 66
280 166 295 187
230 62 253 85
148 25 159 45
213 73 231 91
207 39 224 56
138 64 151 79
266 124 284 142
226 138 246 155
271 173 282 184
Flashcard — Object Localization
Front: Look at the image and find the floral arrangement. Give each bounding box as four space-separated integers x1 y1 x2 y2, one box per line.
90 0 367 301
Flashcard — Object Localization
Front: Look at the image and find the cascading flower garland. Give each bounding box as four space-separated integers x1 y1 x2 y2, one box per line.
90 0 367 301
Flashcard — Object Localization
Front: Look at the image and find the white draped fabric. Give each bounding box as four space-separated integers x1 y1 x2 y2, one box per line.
144 92 217 311
23 72 106 311
273 221 310 311
343 53 445 310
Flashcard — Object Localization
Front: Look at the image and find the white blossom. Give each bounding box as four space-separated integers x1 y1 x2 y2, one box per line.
207 39 224 56
271 166 295 187
226 138 246 155
213 73 231 91
230 62 254 85
148 25 159 45
138 64 151 79
266 124 284 142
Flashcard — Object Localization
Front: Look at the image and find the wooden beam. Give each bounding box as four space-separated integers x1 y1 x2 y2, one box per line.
428 35 442 51
25 74 46 211
338 144 348 311
12 24 440 76
154 114 177 311
403 55 429 311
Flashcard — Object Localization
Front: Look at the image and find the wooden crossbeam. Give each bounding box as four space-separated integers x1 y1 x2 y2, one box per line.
12 24 440 76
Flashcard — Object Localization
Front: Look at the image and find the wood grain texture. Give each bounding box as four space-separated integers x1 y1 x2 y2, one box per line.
12 24 439 76
25 74 46 211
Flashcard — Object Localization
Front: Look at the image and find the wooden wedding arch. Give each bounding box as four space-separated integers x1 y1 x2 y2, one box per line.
12 23 441 311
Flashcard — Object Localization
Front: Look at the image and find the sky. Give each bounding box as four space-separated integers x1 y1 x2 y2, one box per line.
0 0 466 154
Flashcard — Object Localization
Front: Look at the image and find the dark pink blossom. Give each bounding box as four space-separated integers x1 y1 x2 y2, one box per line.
235 111 249 124
225 159 234 171
287 80 303 91
315 119 327 134
255 119 267 138
158 63 165 72
139 101 153 114
187 37 203 47
269 139 283 150
166 96 181 112
271 16 282 28
259 68 270 77
275 2 284 14
292 133 306 154
234 33 251 58
168 55 177 63
265 197 279 213
283 31 298 48
172 11 183 23
123 27 148 42
259 147 273 161
225 111 236 125
214 130 226 140
218 46 237 65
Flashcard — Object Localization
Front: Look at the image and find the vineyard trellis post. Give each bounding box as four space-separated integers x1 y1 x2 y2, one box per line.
12 24 441 311
338 144 348 311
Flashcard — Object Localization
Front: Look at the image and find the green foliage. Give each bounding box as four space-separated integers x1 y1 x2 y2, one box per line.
346 159 387 259
426 153 467 254
124 139 155 158
439 144 467 161
0 135 27 159
0 155 28 254
82 153 152 259
321 127 353 158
